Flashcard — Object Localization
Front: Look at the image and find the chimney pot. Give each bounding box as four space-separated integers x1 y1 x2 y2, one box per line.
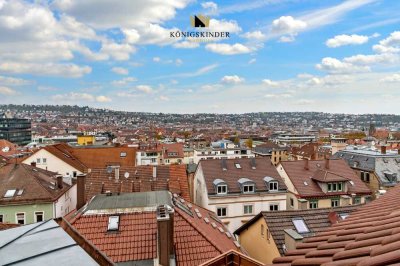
153 166 157 179
325 158 330 169
157 205 174 266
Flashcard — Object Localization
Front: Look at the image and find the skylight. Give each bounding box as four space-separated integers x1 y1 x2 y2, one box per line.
17 189 24 196
108 216 120 231
293 218 310 233
235 163 241 169
4 189 16 198
349 181 355 186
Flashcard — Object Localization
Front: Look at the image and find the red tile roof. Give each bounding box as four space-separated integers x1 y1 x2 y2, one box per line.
280 159 371 198
0 223 20 231
85 164 189 202
271 184 400 266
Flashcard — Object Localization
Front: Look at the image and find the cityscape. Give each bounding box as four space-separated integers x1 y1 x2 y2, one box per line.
1 0 400 266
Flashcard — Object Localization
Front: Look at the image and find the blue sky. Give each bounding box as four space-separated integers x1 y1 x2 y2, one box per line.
0 0 400 114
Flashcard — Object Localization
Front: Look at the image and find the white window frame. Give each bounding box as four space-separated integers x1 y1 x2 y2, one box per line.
216 206 227 217
34 211 44 223
243 204 254 215
243 184 255 194
269 203 279 211
331 199 339 207
42 158 47 164
269 181 278 192
0 214 3 223
36 158 41 164
216 184 227 195
16 212 25 225
309 201 318 209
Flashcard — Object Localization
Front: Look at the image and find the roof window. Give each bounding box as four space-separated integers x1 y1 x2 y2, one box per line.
4 189 16 198
108 216 120 231
292 218 310 233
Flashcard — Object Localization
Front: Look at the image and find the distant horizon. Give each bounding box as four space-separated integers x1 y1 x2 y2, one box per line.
1 103 400 116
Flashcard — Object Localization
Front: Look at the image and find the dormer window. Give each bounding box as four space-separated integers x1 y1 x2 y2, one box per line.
269 181 278 191
327 182 343 192
213 179 228 195
238 178 255 194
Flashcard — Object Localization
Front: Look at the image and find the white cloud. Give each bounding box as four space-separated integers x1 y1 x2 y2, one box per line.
209 19 241 33
0 76 33 86
111 77 137 86
0 86 17 96
111 67 129 75
136 85 153 94
205 43 252 55
0 62 91 78
116 92 138 98
201 1 218 14
173 41 200 49
201 84 222 91
248 58 256 64
326 34 369 48
153 57 161 62
343 53 398 65
271 16 307 35
373 31 400 54
159 95 169 101
262 79 279 86
96 95 112 102
316 57 370 74
37 86 59 91
175 59 183 66
242 31 265 40
295 99 314 105
279 35 296 43
264 93 292 99
158 63 218 79
380 73 400 83
100 41 135 61
221 75 245 84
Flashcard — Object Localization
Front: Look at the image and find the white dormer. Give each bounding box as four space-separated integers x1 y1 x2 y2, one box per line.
213 179 228 195
238 178 255 193
264 176 278 192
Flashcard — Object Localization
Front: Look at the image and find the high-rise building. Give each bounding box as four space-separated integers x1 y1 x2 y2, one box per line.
0 112 31 146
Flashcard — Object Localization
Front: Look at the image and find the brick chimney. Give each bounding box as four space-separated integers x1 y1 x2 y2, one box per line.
328 211 339 225
76 174 86 210
304 159 309 170
31 161 36 167
325 158 330 170
157 205 174 266
57 175 63 189
115 166 120 180
381 146 387 154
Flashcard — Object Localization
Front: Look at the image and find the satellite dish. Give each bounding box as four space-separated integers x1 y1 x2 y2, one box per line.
106 166 113 173
124 172 129 178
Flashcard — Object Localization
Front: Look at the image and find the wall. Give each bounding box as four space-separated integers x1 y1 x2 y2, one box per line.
0 203 54 224
237 218 281 264
22 149 83 177
193 164 209 208
54 184 77 217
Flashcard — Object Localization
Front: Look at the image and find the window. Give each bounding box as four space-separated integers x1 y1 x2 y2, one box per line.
338 182 343 192
309 201 318 209
269 181 278 191
290 198 294 207
217 185 227 194
16 213 25 225
107 216 119 231
4 189 16 198
243 204 253 215
36 158 41 163
73 171 77 177
361 172 370 183
293 219 310 233
269 204 279 211
42 158 47 163
35 211 44 222
328 182 343 192
235 163 241 169
217 207 227 217
0 214 3 223
354 197 361 204
331 199 339 207
243 185 255 193
120 152 127 158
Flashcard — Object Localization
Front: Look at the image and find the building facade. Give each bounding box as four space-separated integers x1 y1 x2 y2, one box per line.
0 117 31 146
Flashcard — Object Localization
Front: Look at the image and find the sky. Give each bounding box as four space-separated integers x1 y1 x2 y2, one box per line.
0 0 400 114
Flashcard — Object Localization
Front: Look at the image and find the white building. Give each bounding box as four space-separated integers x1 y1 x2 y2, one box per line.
193 147 254 164
194 157 287 232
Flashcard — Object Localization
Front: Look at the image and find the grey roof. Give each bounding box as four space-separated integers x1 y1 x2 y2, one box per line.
333 149 400 186
186 163 197 174
86 190 172 211
237 177 253 184
0 220 99 266
213 178 226 186
263 176 275 182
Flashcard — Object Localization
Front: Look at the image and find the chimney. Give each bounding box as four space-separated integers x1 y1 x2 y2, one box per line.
57 175 63 189
381 146 387 154
115 167 120 180
153 166 157 179
76 174 86 210
304 159 309 170
31 161 36 167
325 158 330 170
398 149 400 155
328 211 339 225
157 205 174 266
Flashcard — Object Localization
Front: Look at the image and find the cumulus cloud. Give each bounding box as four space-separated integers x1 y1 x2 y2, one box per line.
111 77 137 86
270 16 307 42
262 79 279 86
0 62 91 78
111 67 129 75
343 53 398 65
242 31 265 40
208 19 241 33
96 95 112 102
173 41 199 49
373 31 400 53
316 57 370 74
326 34 369 48
201 84 223 91
205 43 252 55
0 76 33 86
248 58 256 64
380 73 400 83
221 75 244 84
51 92 109 102
159 95 169 101
0 86 18 96
264 93 292 99
136 85 153 94
201 1 218 14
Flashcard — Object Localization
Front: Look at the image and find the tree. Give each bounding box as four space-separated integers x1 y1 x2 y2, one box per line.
245 138 253 148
